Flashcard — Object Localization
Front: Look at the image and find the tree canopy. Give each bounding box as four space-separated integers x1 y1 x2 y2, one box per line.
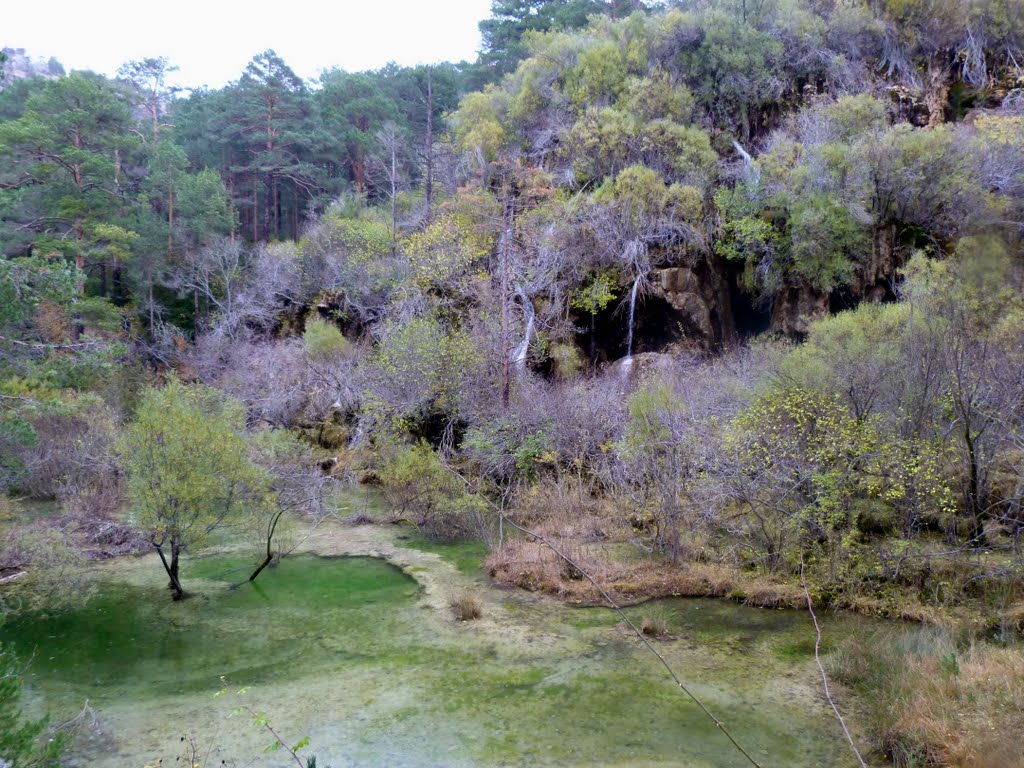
119 379 268 599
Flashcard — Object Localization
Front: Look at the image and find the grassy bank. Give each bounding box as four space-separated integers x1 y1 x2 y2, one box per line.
829 630 1024 768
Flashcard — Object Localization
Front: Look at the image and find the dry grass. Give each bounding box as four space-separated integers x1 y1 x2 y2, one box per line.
830 631 1024 768
491 490 1024 627
449 591 483 621
511 480 620 539
999 601 1024 635
900 645 1024 768
832 594 947 626
638 604 677 638
485 536 808 608
490 484 817 609
735 580 808 609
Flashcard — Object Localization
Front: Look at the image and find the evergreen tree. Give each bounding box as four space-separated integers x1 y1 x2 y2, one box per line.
475 0 646 84
218 51 326 241
0 72 136 280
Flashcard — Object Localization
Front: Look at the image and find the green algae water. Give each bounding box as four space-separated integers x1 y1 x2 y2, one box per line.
3 555 419 699
1 545 869 768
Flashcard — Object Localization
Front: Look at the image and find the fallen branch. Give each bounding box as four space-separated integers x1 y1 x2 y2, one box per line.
54 699 97 733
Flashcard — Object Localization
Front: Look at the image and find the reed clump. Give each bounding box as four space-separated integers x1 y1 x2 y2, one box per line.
450 591 483 621
828 629 1024 768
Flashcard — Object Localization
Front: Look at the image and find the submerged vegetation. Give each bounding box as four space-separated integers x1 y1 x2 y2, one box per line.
2 0 1024 765
0 641 63 767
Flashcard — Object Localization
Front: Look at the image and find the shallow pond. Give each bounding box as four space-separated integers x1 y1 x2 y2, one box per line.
1 532 872 768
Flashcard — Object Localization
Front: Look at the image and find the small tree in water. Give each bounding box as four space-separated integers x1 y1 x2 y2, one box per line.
119 379 269 600
246 428 331 583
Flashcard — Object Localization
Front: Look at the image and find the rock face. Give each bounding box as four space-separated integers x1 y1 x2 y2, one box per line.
0 48 64 88
770 281 830 337
573 250 737 366
579 230 909 359
648 251 737 351
852 224 902 303
770 224 905 337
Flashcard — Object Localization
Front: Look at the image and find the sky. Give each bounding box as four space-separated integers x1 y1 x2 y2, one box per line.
4 0 494 89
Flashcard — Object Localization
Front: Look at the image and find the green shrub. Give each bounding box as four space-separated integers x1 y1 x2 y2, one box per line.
378 442 485 541
549 342 584 380
303 317 350 359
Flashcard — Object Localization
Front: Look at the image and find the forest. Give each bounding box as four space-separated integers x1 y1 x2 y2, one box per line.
2 0 1024 766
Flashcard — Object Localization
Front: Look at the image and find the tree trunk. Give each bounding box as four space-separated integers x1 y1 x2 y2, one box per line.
425 67 434 222
249 552 274 582
271 175 279 239
354 115 369 193
228 175 237 243
112 259 124 302
98 261 108 297
499 188 513 409
154 539 186 600
924 53 950 127
252 180 259 242
250 508 285 582
148 267 155 332
167 180 174 260
964 428 987 545
263 176 272 241
390 140 397 255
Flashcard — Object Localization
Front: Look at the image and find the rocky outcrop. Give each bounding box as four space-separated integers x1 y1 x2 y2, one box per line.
0 48 63 89
768 224 903 337
770 281 829 337
573 250 737 365
586 230 904 353
852 223 903 303
648 251 736 351
924 54 952 127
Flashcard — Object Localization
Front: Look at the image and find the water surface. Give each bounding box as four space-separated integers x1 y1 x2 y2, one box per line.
2 542 869 767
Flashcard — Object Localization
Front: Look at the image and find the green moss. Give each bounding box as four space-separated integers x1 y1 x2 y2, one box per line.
314 420 349 450
2 554 873 767
0 555 420 697
775 637 825 660
395 532 487 575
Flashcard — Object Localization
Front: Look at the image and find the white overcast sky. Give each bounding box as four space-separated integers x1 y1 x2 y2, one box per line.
4 0 493 89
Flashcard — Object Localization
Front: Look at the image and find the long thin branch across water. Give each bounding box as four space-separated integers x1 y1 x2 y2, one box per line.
801 558 868 768
444 463 765 768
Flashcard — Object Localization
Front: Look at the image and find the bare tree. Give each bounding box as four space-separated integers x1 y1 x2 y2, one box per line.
247 429 335 581
370 121 410 248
